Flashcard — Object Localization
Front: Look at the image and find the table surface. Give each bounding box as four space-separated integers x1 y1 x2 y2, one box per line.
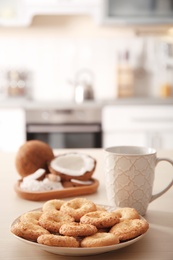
1 148 173 260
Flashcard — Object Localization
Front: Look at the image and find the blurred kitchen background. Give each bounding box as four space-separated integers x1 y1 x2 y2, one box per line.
0 0 173 152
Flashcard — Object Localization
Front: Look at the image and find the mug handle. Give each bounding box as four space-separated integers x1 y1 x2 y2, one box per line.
150 158 173 202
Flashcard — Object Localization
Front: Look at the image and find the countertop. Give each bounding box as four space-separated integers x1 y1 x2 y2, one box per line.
1 148 173 260
0 97 173 109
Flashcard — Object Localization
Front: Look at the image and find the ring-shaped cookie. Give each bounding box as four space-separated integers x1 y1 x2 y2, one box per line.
42 199 65 213
39 211 75 233
114 207 140 221
11 211 49 241
80 211 120 228
20 211 42 223
59 222 98 237
37 234 79 247
81 232 119 247
110 218 149 241
60 198 97 221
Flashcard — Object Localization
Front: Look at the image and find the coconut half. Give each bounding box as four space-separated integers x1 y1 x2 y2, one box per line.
49 153 96 181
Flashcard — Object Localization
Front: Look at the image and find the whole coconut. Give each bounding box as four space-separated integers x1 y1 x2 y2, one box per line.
15 140 54 177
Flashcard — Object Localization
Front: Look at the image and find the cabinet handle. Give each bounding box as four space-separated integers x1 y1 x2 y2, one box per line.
133 118 173 123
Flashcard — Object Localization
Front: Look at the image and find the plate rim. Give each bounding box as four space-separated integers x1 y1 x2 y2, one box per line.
12 231 146 256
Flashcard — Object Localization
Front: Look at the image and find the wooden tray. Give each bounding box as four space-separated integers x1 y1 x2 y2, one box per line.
14 178 99 201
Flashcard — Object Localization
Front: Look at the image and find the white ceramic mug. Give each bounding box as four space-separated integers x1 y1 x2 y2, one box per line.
104 146 173 215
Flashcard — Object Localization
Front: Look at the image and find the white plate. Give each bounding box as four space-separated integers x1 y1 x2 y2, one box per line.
10 205 148 256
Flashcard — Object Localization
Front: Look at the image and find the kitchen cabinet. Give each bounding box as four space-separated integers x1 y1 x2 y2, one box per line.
99 0 173 26
0 108 26 151
0 0 25 27
102 105 173 149
0 0 100 27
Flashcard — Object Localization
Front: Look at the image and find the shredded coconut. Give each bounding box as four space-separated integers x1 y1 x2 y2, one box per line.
20 178 63 192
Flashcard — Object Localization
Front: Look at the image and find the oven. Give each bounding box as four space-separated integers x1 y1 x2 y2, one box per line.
26 107 102 149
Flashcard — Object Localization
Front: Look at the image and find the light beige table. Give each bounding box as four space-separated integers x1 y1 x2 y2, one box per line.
1 149 173 260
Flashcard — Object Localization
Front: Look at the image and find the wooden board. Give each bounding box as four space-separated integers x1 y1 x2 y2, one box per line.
14 178 99 201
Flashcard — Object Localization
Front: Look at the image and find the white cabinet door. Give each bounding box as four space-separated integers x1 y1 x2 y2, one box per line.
103 131 173 149
161 132 173 149
147 131 173 149
0 0 100 27
0 108 26 151
103 132 146 148
102 105 173 149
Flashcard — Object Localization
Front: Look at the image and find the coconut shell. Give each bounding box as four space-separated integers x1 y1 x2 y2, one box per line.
15 140 55 177
48 154 97 181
